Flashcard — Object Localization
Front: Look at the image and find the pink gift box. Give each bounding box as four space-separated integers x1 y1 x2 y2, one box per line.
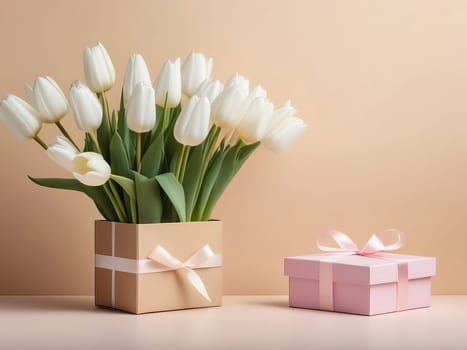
284 252 436 315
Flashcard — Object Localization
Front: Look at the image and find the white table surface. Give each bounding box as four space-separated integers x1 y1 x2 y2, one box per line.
0 295 465 350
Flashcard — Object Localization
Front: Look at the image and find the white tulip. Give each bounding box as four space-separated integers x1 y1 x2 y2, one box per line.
126 82 156 133
196 79 223 103
266 100 296 134
0 94 41 140
154 58 182 108
181 52 213 97
46 136 78 172
123 54 152 105
83 42 116 93
236 96 274 144
32 76 68 123
241 85 267 114
72 152 111 186
225 73 249 95
211 86 248 129
263 117 307 153
174 95 210 146
69 81 103 132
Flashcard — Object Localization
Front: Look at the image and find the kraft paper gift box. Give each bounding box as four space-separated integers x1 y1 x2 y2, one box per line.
284 230 436 316
95 220 223 314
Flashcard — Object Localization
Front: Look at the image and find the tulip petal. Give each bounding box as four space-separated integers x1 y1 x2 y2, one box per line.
83 42 115 93
46 136 78 172
0 95 41 140
69 81 103 132
211 86 247 129
72 152 111 186
126 82 156 133
181 52 212 97
236 96 274 144
123 54 152 104
154 58 182 107
33 76 68 123
263 117 307 153
174 96 210 146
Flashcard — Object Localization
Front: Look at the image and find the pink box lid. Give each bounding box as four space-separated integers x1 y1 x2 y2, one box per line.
284 253 436 285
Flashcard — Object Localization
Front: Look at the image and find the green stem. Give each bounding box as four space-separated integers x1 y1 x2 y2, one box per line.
179 145 191 183
136 133 142 172
33 135 48 150
55 121 80 151
227 130 238 146
108 180 127 221
174 145 186 180
97 92 111 131
162 93 169 132
190 127 221 221
92 132 102 153
208 126 222 162
224 128 235 146
103 184 126 222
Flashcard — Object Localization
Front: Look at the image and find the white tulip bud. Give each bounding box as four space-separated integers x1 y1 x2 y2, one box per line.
0 94 41 140
196 79 223 103
211 86 248 129
245 85 267 104
225 73 249 96
236 96 274 144
266 100 296 134
263 117 307 153
46 136 79 172
126 82 156 133
72 152 111 186
181 52 213 97
33 76 68 123
69 81 103 132
240 85 267 115
174 95 211 146
154 58 182 108
123 54 152 105
83 42 116 93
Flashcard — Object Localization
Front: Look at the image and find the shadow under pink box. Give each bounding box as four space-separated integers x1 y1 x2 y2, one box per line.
284 253 436 316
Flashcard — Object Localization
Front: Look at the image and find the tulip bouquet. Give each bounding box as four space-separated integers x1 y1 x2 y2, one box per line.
0 43 306 223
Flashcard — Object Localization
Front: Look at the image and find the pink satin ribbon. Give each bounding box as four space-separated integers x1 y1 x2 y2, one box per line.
317 229 408 311
317 229 406 255
148 244 220 302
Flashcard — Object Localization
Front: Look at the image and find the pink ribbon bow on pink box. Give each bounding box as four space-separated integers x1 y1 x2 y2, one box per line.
284 230 436 316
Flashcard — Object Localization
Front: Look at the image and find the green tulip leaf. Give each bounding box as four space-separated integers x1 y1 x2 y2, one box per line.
200 141 260 220
164 108 182 167
140 133 164 178
83 132 99 153
169 147 180 174
97 94 112 162
117 94 135 167
192 150 226 221
110 132 131 177
150 105 166 142
28 176 118 221
182 144 204 221
234 141 261 174
203 146 239 217
111 110 117 132
155 172 186 222
134 173 163 223
109 175 136 201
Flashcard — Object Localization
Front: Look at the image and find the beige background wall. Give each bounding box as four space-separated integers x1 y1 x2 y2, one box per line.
1 0 466 295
